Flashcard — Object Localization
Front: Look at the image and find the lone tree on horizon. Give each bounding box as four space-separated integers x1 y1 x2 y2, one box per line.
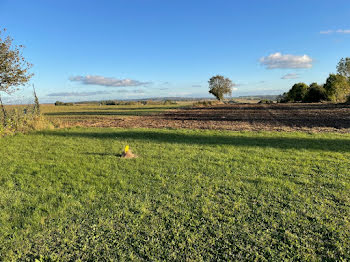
208 75 234 101
0 28 33 124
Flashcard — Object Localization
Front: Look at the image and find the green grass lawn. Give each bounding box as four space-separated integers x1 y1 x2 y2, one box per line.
0 128 349 261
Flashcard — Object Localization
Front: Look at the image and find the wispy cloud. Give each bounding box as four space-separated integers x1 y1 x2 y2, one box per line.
320 30 333 35
192 84 202 87
69 75 151 87
320 29 350 34
260 52 313 69
47 91 111 97
116 89 145 94
281 73 300 80
337 29 350 34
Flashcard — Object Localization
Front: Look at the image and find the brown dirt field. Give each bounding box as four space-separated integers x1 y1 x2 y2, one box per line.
59 103 350 133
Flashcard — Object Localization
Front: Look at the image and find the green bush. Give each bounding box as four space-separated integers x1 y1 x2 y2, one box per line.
277 93 289 103
324 74 350 102
286 83 309 102
0 106 53 137
303 83 328 102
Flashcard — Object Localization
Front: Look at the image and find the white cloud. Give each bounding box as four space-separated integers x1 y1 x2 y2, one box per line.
116 89 145 94
260 52 313 69
232 87 238 91
320 30 333 34
320 29 350 34
47 91 111 97
69 75 151 87
281 73 300 80
336 29 350 34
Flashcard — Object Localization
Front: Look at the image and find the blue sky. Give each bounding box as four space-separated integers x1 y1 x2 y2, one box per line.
1 0 350 103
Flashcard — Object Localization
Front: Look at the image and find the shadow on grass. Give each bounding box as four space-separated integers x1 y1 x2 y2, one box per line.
83 152 123 157
38 129 350 152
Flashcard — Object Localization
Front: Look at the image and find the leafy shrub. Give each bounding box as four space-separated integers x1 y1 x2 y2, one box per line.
323 74 350 102
286 83 309 102
0 106 53 137
303 83 328 102
277 93 289 103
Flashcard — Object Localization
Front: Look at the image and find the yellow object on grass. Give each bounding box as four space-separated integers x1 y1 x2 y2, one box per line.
124 145 129 153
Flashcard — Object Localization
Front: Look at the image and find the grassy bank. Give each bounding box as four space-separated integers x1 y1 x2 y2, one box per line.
0 128 349 260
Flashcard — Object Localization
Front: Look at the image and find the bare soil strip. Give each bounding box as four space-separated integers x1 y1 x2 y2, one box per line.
58 103 350 133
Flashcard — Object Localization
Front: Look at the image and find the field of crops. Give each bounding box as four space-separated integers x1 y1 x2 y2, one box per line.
0 127 350 260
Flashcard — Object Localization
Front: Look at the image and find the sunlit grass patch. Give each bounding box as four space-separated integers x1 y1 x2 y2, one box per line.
0 128 349 260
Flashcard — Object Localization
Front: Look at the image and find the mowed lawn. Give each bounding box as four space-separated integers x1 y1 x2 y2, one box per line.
0 128 349 261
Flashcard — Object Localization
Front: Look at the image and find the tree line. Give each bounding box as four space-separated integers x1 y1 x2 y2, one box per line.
207 58 350 104
279 58 350 103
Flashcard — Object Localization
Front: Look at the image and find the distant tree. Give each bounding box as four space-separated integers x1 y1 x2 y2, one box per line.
0 29 33 125
337 57 350 79
286 82 309 102
324 74 350 102
54 101 65 106
54 101 73 106
208 75 234 101
303 82 328 102
33 85 40 115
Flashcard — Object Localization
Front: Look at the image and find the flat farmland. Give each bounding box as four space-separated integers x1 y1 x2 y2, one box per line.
43 103 350 132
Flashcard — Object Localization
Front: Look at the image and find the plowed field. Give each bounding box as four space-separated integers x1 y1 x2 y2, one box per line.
52 103 350 132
